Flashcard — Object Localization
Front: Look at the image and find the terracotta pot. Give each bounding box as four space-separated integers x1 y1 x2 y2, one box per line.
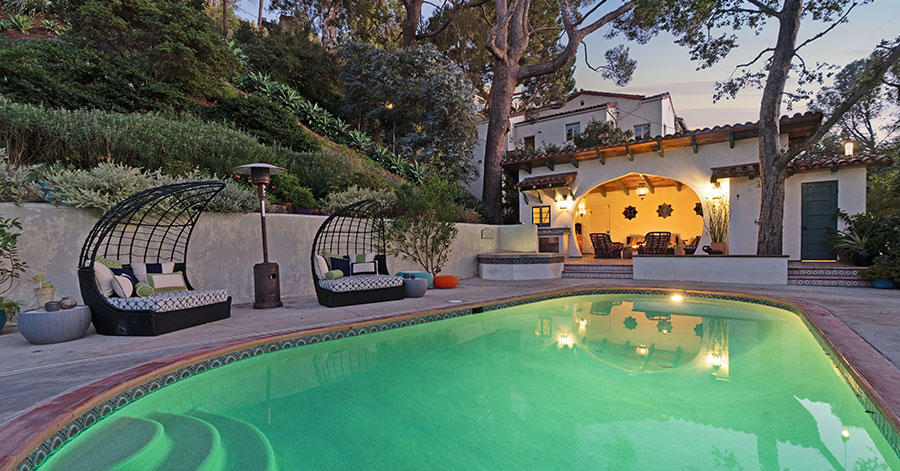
710 242 728 255
33 286 55 309
433 275 458 289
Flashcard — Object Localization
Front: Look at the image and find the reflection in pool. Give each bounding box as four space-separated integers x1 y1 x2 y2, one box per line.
39 295 900 470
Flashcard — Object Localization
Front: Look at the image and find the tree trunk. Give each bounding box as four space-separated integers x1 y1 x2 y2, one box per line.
482 61 518 222
402 0 425 49
756 0 802 255
258 0 263 27
222 0 228 37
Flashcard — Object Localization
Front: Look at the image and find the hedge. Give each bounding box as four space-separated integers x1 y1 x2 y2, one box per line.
0 101 399 197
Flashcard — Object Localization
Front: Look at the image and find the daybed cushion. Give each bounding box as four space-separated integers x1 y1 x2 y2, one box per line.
318 274 403 293
105 289 228 313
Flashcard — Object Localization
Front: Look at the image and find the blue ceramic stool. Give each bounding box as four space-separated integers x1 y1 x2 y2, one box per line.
395 271 433 288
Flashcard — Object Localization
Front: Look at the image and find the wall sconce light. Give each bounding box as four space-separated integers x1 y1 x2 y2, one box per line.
576 201 587 217
844 140 854 157
636 185 649 200
557 195 571 211
708 181 726 200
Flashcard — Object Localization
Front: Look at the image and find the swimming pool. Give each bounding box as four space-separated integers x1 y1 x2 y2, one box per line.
35 293 900 470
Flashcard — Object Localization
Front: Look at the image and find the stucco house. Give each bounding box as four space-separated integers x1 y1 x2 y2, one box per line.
500 111 891 261
464 90 688 200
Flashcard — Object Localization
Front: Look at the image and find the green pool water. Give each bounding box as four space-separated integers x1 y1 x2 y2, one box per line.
38 295 900 470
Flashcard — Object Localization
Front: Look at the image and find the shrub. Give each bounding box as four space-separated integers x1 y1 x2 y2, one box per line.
0 39 192 113
0 101 397 197
0 150 46 204
860 254 900 285
571 119 634 149
269 173 316 209
42 162 258 213
0 0 51 14
319 186 398 215
233 21 341 109
65 0 242 98
204 96 319 153
387 176 462 275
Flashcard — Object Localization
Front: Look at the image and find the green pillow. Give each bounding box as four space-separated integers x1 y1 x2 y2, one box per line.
324 269 344 280
321 251 342 269
95 257 123 269
134 282 155 297
146 272 187 292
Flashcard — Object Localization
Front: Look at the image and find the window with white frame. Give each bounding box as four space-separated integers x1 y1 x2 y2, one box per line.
532 206 551 227
565 123 581 141
634 123 651 139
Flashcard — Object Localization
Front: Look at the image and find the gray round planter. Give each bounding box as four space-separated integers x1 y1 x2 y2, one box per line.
18 305 92 345
403 278 428 298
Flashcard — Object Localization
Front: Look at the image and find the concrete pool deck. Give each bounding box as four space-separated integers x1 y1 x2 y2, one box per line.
1 277 899 463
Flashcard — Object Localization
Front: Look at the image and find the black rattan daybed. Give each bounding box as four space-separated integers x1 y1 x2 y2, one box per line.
78 181 232 336
311 199 404 307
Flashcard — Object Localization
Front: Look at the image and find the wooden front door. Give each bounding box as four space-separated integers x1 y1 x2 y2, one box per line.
801 180 838 260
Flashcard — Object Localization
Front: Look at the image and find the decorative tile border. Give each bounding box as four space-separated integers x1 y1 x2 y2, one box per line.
788 279 871 287
561 272 633 279
478 256 565 265
9 288 900 470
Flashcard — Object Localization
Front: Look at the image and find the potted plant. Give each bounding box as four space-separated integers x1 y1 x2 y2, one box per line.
27 274 54 308
0 216 26 330
828 230 873 266
387 175 461 288
703 197 729 254
860 254 899 289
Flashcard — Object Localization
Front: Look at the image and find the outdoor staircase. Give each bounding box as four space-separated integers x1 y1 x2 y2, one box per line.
787 263 871 287
42 411 278 471
562 262 633 279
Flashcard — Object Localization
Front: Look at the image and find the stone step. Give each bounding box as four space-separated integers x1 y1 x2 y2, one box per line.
788 277 872 287
563 265 633 273
39 416 168 471
788 268 865 277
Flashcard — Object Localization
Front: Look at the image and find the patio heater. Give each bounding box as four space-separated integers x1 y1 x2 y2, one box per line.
233 163 286 309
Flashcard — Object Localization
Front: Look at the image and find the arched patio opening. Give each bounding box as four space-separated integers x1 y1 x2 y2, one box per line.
573 173 704 256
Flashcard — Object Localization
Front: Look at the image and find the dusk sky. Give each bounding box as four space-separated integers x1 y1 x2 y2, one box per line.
235 1 900 129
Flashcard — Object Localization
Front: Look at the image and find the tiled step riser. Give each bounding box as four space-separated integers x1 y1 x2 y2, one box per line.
562 272 633 279
563 265 633 273
788 269 865 277
789 279 872 287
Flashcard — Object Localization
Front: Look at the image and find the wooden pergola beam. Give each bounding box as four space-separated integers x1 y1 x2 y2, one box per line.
521 162 531 174
625 144 634 161
640 174 655 193
596 150 605 165
673 181 682 192
544 159 554 171
657 139 664 158
616 179 630 196
596 186 607 197
568 155 579 168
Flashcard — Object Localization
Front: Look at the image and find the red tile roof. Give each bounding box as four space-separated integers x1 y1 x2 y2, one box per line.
514 172 578 190
515 102 613 126
509 90 649 118
502 111 823 166
710 154 893 180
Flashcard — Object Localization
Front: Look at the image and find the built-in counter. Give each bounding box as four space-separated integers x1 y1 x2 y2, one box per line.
632 255 789 285
477 252 565 280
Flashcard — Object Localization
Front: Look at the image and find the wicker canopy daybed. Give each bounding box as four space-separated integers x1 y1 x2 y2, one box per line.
78 181 232 336
311 199 404 307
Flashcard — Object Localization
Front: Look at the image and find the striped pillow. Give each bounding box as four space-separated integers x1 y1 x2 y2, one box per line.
146 272 187 292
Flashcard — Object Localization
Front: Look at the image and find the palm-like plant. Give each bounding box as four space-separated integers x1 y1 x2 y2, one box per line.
406 160 429 183
371 145 391 163
386 153 406 174
235 71 272 92
0 20 11 32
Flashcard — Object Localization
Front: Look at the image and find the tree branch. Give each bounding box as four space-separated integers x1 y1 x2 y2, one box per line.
746 0 780 17
486 0 522 61
416 0 491 40
793 2 858 54
781 39 900 164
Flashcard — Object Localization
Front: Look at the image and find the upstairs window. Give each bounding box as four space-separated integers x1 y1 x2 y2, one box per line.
523 135 535 151
634 123 651 139
565 122 581 141
532 206 551 227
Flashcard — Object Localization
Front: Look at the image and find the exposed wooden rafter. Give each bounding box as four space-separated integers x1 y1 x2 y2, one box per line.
640 174 655 193
657 139 664 158
544 159 554 171
673 181 682 192
522 162 531 174
616 179 630 196
568 155 579 168
597 150 605 165
596 186 606 197
691 135 698 153
625 144 634 161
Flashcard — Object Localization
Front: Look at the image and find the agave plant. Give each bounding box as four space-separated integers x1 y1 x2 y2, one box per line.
268 83 300 106
386 153 406 174
406 160 429 183
327 117 350 140
8 14 35 33
40 19 62 34
225 39 249 65
0 20 11 32
371 145 391 163
288 99 315 122
235 71 272 92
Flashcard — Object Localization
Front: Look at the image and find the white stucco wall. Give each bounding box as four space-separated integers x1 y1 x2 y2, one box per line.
517 135 869 260
728 166 867 258
1 203 504 307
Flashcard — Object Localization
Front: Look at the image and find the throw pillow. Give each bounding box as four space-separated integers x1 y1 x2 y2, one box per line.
330 257 351 277
93 261 116 297
132 262 176 283
111 268 139 287
134 282 155 297
324 269 344 280
146 272 187 292
112 275 134 298
95 257 123 269
315 255 329 279
351 261 377 275
321 251 342 269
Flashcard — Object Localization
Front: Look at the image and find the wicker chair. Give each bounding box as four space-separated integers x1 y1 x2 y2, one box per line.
589 233 623 259
78 181 231 336
311 200 404 307
638 231 672 255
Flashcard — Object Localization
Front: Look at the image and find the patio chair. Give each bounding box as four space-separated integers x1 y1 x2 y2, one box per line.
78 181 232 336
638 231 671 255
311 199 404 307
589 233 623 259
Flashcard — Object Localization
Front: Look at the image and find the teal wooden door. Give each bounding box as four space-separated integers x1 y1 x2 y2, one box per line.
801 181 838 260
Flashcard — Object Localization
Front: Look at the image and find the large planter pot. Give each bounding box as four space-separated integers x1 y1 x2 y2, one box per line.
0 310 6 333
403 278 428 298
433 275 458 289
837 250 853 265
18 305 92 344
710 242 728 255
872 278 896 289
852 250 875 267
33 286 55 308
